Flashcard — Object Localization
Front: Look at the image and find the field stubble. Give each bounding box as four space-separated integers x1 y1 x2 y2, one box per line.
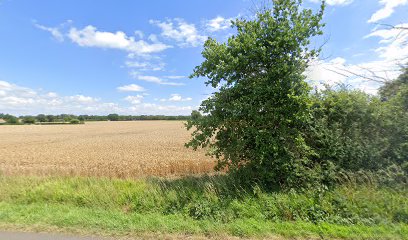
0 121 215 178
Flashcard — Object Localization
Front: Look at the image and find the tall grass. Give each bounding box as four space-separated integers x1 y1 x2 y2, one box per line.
0 174 407 239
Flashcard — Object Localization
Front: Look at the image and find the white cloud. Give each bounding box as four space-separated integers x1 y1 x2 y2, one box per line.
169 94 183 102
66 95 99 104
160 94 192 102
131 73 185 86
68 25 171 55
306 58 383 94
117 84 146 92
0 80 36 97
352 53 365 58
35 22 172 81
365 23 408 61
125 61 165 71
169 94 192 102
206 16 233 32
34 23 64 42
309 0 353 6
148 34 159 42
306 23 408 95
150 18 207 47
368 0 408 23
46 92 58 98
0 80 195 115
134 30 144 39
165 75 185 79
121 94 195 115
35 21 188 85
0 80 121 115
128 103 193 115
306 57 348 88
124 95 144 104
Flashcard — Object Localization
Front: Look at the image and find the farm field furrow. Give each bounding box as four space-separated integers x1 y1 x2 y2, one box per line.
0 121 214 178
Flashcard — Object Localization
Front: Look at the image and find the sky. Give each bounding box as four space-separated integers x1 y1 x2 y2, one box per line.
0 0 407 116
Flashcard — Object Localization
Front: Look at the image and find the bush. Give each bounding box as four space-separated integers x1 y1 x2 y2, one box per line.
3 114 19 124
70 119 81 124
307 88 385 171
22 117 36 124
107 114 120 121
308 71 408 172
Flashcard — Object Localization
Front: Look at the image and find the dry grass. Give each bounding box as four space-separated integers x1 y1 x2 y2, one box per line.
0 121 215 178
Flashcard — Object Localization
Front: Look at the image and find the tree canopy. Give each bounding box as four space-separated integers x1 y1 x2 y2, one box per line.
186 0 326 189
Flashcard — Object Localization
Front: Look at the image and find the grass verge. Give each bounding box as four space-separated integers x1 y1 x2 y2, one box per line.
0 175 407 239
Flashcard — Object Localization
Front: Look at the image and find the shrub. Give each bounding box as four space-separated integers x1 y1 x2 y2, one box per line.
308 67 408 171
70 119 81 124
307 88 385 171
393 211 408 224
107 114 120 121
3 114 19 124
22 117 36 124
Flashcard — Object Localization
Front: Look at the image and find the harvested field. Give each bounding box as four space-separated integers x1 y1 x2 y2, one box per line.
0 121 215 178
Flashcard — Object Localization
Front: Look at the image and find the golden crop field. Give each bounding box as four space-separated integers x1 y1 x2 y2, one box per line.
0 121 215 178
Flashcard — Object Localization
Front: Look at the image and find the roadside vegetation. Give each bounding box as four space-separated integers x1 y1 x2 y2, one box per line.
0 175 407 239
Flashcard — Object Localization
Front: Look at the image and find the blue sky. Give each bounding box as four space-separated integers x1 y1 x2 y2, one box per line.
0 0 407 116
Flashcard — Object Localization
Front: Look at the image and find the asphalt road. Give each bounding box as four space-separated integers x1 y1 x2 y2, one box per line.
0 232 110 240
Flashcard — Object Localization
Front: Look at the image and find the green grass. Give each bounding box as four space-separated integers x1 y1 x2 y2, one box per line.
0 175 407 239
34 122 84 125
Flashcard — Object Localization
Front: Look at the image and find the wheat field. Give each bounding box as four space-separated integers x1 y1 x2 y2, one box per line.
0 121 215 178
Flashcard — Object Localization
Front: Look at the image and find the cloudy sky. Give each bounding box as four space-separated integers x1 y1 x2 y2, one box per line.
0 0 407 116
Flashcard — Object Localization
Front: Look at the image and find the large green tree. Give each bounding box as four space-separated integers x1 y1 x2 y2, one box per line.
186 0 325 189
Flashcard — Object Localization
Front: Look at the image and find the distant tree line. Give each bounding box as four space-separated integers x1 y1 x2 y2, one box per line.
105 114 190 121
0 113 191 124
